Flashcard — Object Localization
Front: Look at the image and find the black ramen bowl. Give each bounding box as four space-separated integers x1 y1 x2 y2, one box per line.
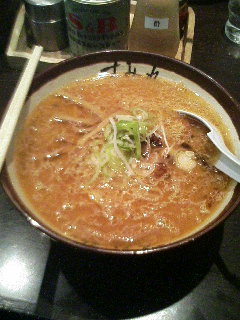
2 50 240 255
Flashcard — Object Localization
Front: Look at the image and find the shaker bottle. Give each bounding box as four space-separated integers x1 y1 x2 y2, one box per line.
24 0 68 51
128 0 180 58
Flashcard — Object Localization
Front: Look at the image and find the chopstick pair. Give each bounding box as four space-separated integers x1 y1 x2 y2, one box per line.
0 45 43 171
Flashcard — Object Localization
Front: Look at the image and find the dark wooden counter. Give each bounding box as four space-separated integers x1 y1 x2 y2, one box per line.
0 1 240 319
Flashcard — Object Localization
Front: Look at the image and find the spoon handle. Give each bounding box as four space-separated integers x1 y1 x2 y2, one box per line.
215 153 240 183
177 109 240 183
0 45 43 172
207 131 240 165
208 131 240 183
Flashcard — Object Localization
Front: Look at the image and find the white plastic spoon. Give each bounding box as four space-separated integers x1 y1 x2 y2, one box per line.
177 110 240 183
0 45 43 172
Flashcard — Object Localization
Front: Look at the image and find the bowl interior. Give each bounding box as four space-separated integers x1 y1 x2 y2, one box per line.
3 51 240 254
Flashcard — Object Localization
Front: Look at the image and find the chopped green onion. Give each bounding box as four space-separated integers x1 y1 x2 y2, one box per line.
89 108 158 180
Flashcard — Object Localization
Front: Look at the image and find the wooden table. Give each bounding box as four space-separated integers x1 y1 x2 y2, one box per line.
0 1 239 319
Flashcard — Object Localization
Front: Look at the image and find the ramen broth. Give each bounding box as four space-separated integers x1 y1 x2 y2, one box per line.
14 74 232 250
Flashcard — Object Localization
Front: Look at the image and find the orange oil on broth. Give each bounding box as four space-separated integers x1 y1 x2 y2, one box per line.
14 74 232 250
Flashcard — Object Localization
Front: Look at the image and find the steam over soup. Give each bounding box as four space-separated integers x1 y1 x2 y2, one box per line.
14 74 233 250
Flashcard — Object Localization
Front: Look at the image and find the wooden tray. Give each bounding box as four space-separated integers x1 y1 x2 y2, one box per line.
6 2 195 70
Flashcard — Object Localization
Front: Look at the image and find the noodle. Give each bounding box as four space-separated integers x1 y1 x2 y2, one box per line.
14 74 232 250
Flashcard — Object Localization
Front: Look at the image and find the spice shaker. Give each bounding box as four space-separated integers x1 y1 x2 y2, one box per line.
128 0 180 58
23 0 68 51
64 0 130 56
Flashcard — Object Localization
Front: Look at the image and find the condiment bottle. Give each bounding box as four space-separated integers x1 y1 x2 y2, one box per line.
64 0 130 56
23 0 68 51
128 0 180 58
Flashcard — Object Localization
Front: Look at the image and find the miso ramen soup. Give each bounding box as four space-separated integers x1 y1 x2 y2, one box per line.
14 74 234 250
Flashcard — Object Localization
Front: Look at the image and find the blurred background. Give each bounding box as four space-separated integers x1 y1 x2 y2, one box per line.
0 0 229 55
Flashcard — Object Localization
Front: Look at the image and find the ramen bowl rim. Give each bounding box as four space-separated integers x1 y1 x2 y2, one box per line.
1 50 240 255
